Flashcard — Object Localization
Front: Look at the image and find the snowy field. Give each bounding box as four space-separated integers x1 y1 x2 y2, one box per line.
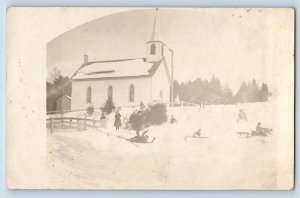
47 101 278 189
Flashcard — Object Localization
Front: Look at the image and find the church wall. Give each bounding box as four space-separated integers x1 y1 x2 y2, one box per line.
71 77 152 110
151 57 171 104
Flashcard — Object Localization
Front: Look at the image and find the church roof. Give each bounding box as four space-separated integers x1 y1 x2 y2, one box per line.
71 58 163 80
56 95 71 102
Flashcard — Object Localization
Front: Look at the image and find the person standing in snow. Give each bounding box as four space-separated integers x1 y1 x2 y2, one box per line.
170 115 177 124
134 111 144 136
114 110 122 130
237 109 247 122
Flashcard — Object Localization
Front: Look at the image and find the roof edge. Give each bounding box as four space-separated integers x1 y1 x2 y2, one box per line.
56 95 71 102
70 57 147 80
146 40 166 46
72 74 152 81
86 57 146 65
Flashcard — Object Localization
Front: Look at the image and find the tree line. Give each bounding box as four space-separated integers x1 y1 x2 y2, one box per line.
173 76 271 105
46 67 272 112
47 68 71 112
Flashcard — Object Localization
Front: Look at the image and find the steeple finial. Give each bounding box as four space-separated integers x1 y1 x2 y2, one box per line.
151 8 158 41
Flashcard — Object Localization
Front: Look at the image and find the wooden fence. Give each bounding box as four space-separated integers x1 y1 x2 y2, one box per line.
46 117 107 133
46 101 201 133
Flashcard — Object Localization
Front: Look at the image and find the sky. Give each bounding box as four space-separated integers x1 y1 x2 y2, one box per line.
47 8 294 93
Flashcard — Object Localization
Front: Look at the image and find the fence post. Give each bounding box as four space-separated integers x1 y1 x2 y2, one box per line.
77 118 80 131
84 118 87 130
70 119 72 128
50 117 54 133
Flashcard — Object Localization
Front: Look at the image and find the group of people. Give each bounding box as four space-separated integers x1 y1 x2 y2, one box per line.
111 108 180 143
98 108 123 130
112 108 144 132
106 108 150 143
110 106 273 143
236 108 272 137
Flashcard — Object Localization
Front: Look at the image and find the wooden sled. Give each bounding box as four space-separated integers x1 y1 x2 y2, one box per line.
236 131 250 138
184 135 209 142
127 130 156 144
251 128 272 137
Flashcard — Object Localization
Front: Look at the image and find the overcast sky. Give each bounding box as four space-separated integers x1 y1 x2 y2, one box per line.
47 8 294 93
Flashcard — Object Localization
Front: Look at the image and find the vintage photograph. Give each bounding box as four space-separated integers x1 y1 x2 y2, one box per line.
15 7 293 189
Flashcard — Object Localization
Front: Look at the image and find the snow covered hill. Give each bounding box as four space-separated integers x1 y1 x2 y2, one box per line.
47 101 278 189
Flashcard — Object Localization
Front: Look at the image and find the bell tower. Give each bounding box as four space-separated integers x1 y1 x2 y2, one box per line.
146 8 164 62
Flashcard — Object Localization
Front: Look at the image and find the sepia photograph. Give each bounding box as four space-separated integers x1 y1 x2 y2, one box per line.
6 7 294 190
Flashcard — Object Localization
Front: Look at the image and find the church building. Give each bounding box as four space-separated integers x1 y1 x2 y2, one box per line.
70 9 173 110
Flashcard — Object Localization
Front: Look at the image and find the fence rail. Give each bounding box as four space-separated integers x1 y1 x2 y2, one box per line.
46 117 107 133
46 101 201 132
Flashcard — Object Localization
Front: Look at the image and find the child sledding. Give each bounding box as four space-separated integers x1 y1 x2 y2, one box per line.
127 130 156 144
236 122 273 138
236 109 247 122
251 122 273 137
127 110 156 144
184 129 209 142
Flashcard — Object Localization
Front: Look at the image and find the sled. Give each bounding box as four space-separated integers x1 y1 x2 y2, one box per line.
236 131 250 138
127 136 156 144
127 130 156 144
184 136 209 142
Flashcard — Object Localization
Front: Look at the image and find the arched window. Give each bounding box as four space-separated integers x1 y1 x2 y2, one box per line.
160 89 163 101
129 84 134 102
150 43 156 55
87 86 92 103
108 85 113 101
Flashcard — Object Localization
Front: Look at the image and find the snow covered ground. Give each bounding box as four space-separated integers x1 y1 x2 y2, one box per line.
47 101 278 189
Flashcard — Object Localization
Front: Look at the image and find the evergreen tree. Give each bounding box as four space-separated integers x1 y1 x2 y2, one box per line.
46 68 72 112
173 77 271 105
247 79 260 102
234 82 248 103
260 83 270 102
223 85 233 103
173 80 181 101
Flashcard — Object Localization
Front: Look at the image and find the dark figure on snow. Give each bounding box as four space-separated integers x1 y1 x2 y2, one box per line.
184 129 203 142
192 129 201 138
114 110 122 130
256 122 263 133
128 130 156 144
252 122 273 136
170 115 177 124
237 109 247 122
134 111 144 136
100 111 106 119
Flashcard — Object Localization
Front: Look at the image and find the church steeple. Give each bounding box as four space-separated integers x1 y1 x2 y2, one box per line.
146 8 164 63
151 8 158 41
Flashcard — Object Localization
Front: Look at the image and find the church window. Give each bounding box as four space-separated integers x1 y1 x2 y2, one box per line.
87 86 92 103
160 89 163 101
150 43 156 55
129 84 134 102
108 85 113 101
